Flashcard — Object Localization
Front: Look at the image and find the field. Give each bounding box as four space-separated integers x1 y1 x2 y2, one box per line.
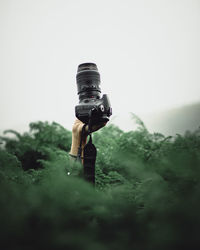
0 117 200 250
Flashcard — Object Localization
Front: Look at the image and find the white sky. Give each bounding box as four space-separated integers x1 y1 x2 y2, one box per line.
0 0 200 132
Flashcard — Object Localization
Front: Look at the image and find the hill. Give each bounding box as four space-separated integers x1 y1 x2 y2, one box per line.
142 102 200 136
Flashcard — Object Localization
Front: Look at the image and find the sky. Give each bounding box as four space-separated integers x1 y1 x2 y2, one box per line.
0 0 200 133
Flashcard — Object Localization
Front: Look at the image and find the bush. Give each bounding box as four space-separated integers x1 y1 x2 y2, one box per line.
0 120 200 249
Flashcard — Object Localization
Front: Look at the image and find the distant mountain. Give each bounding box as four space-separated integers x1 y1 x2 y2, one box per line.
142 102 200 136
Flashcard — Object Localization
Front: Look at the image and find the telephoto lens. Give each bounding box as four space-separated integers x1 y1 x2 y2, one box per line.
76 63 101 100
75 62 112 125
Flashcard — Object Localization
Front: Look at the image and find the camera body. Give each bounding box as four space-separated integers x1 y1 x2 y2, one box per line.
75 63 112 125
75 94 112 125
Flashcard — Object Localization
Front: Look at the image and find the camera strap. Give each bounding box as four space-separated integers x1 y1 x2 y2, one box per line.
77 129 97 185
77 111 97 185
83 133 96 184
83 109 97 184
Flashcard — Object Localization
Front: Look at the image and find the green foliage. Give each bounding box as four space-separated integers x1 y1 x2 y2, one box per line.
0 119 200 249
0 121 71 170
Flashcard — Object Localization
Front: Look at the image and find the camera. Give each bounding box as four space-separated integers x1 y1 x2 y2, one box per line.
75 63 112 125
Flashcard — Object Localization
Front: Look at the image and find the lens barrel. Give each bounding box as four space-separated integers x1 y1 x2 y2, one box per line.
76 63 101 100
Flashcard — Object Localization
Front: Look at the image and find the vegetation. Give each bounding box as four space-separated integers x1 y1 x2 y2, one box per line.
0 118 200 250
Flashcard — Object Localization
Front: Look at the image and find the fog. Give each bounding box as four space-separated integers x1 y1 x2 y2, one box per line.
1 0 199 133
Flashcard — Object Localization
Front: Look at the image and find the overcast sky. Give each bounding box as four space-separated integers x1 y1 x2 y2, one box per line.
0 0 199 133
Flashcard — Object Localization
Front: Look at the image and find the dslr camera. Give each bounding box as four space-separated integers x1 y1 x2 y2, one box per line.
75 63 112 125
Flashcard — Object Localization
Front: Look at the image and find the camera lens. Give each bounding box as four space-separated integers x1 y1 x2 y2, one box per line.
76 62 101 100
